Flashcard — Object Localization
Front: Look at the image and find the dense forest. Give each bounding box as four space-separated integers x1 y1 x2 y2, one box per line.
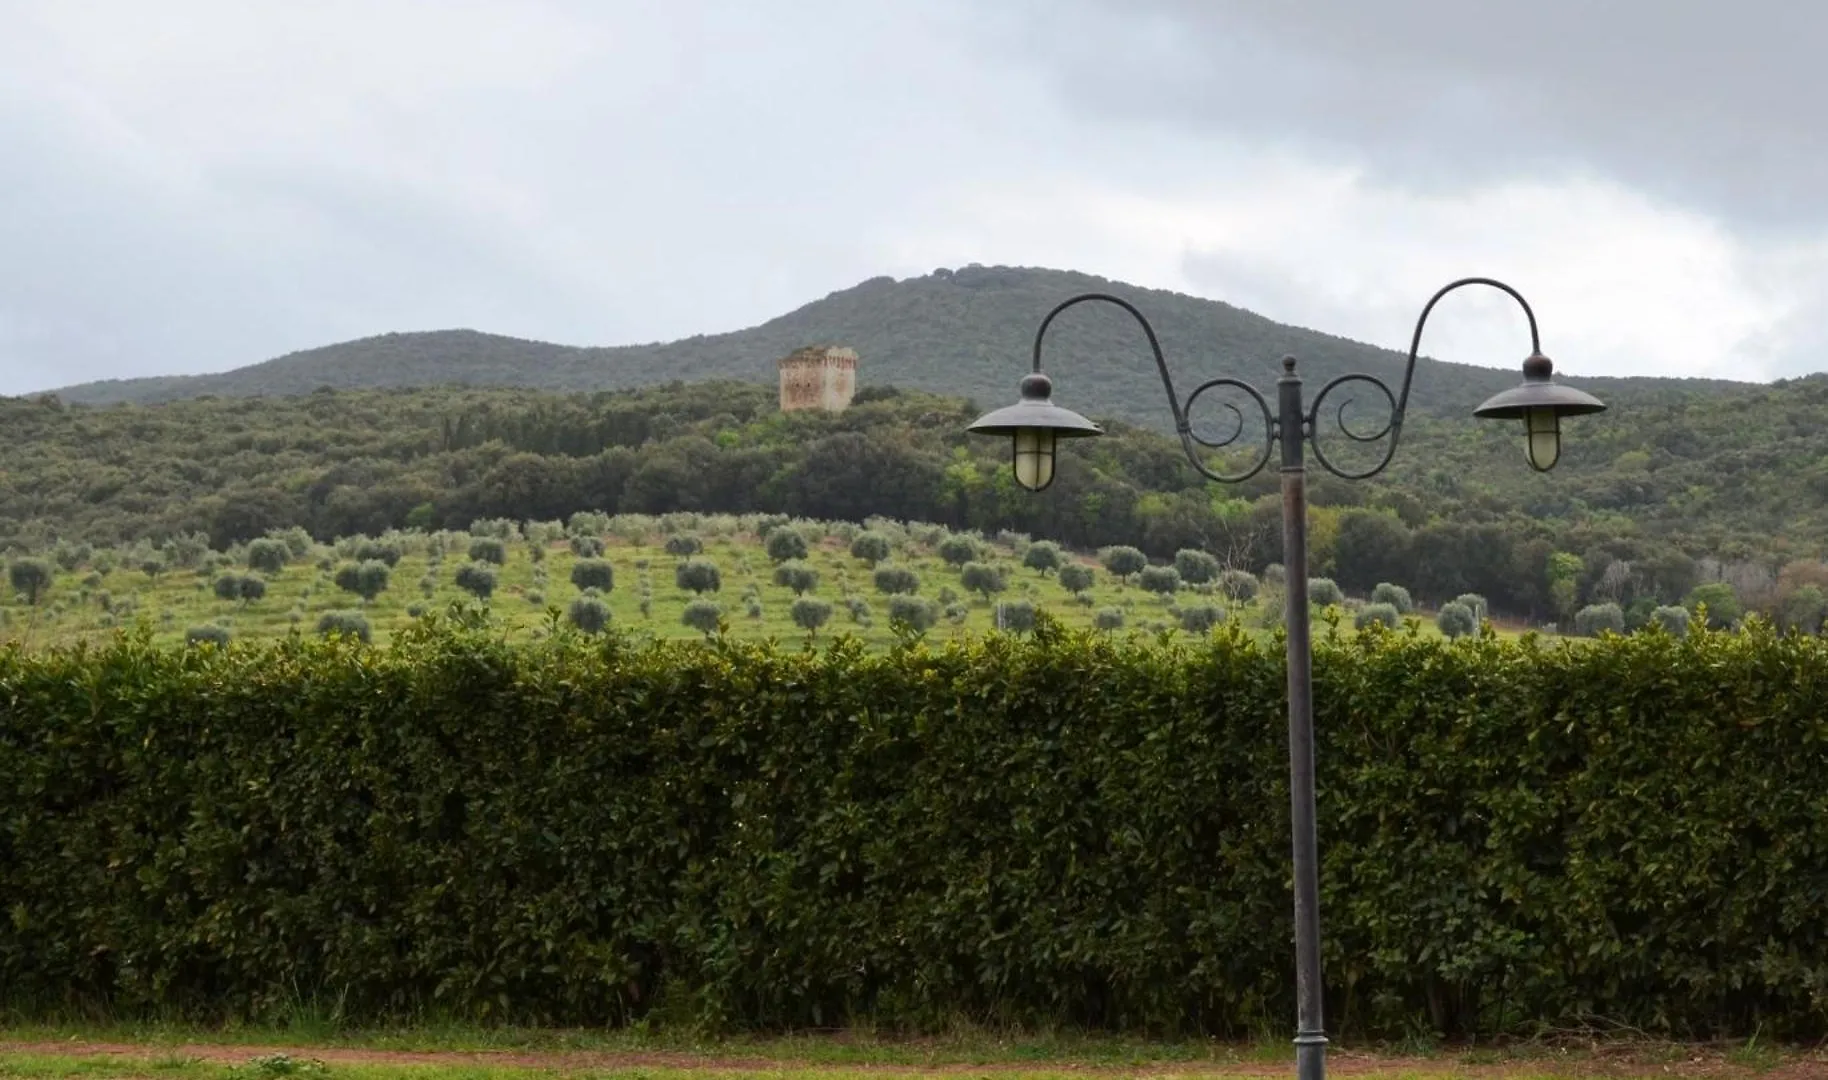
8 371 1828 627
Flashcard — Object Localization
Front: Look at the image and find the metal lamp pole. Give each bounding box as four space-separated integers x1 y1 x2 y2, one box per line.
966 278 1606 1080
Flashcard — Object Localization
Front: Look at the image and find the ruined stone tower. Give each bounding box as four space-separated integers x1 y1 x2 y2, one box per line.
777 346 857 412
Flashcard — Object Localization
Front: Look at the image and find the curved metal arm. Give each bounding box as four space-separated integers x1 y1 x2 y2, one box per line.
1308 276 1541 480
1032 293 1275 483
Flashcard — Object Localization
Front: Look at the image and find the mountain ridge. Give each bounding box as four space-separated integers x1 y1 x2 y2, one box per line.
46 265 1753 430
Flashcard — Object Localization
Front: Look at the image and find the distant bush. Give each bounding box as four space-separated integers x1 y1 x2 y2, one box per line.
1022 541 1063 576
7 559 53 605
1455 593 1489 622
569 535 606 559
873 564 921 596
1686 582 1742 629
184 624 232 648
1217 569 1259 602
1652 604 1691 636
214 574 266 605
1178 604 1224 633
1094 606 1125 631
1371 582 1415 614
682 599 723 635
998 599 1037 633
1174 549 1220 586
454 562 497 600
936 534 978 568
1055 564 1094 597
567 595 611 635
353 539 403 567
849 532 892 567
333 560 392 602
1308 578 1344 607
467 538 507 566
773 561 820 596
1574 603 1626 638
1139 566 1181 595
664 534 703 558
245 538 292 575
1436 602 1478 639
790 597 833 636
675 558 722 594
960 562 1006 601
315 611 372 643
1100 546 1148 580
570 559 615 593
887 595 937 632
765 529 809 564
1355 603 1401 630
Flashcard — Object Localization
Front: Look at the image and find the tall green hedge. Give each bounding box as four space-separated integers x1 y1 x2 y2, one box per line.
3 614 1828 1035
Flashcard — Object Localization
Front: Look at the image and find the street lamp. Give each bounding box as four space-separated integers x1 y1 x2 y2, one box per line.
967 277 1604 1080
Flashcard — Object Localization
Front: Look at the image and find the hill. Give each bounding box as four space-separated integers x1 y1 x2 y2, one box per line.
50 265 1748 429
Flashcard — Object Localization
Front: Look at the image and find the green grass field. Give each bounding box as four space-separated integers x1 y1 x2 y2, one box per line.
0 517 1518 652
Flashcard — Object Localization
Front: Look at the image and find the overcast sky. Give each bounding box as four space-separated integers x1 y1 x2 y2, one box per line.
4 0 1824 396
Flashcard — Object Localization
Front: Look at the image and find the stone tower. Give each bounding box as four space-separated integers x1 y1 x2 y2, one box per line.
777 346 857 412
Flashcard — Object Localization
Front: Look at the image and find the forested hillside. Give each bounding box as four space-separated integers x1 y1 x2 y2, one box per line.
50 265 1746 432
9 373 1828 625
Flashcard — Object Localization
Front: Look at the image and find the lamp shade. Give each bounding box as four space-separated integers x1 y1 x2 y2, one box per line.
1472 353 1605 472
967 373 1103 492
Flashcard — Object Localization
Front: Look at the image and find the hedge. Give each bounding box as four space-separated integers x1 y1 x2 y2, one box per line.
3 613 1828 1036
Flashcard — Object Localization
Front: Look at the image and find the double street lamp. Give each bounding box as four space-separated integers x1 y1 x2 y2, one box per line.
966 277 1605 1080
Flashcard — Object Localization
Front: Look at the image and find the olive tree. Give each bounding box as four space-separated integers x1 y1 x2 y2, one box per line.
317 611 372 642
1058 563 1096 596
664 534 703 557
849 531 892 567
873 564 921 595
8 559 53 605
675 558 722 594
887 595 937 632
570 559 615 593
1173 549 1220 586
333 560 391 602
1099 545 1148 581
1178 603 1224 633
455 562 497 600
960 561 1006 601
468 537 507 565
1022 541 1063 576
682 598 723 635
1355 602 1400 630
791 597 833 637
1139 565 1181 595
937 534 978 568
1371 582 1415 614
773 561 820 595
245 538 292 575
567 595 612 634
1436 601 1478 639
765 528 809 564
1308 578 1344 607
1574 602 1626 637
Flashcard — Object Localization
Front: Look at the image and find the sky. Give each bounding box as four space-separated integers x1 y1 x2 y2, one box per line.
3 0 1824 396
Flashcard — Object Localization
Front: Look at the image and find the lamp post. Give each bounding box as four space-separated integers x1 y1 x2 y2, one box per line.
966 277 1605 1080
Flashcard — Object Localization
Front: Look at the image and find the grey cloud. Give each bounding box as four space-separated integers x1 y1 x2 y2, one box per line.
1021 0 1828 230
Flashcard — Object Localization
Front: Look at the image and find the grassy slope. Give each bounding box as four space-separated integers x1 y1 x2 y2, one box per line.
0 524 1489 652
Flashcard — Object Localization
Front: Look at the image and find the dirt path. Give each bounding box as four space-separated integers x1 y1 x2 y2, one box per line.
3 1039 1826 1078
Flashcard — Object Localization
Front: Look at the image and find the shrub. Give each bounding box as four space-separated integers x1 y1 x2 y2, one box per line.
682 599 722 635
1354 602 1400 630
1370 582 1414 614
845 597 873 625
675 558 722 594
1174 549 1221 585
454 562 497 600
765 529 809 564
315 610 372 642
887 595 937 632
184 624 231 648
353 539 403 567
790 597 833 636
1058 563 1096 595
1652 604 1691 636
52 542 91 572
773 561 819 595
1178 604 1224 633
1022 541 1062 576
570 559 615 593
1454 593 1489 622
1436 602 1478 639
567 595 611 635
1138 565 1181 595
569 535 606 559
849 532 892 567
1308 578 1344 607
139 556 167 581
1217 569 1259 602
467 538 507 565
1574 602 1626 637
997 599 1037 633
959 561 1006 601
1094 606 1125 631
333 561 391 602
1686 582 1742 629
936 534 978 568
7 559 53 605
245 538 292 575
1099 545 1148 580
214 574 266 605
873 564 921 596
